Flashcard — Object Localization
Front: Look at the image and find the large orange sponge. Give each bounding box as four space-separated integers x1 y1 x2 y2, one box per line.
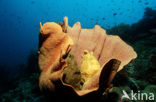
38 22 73 91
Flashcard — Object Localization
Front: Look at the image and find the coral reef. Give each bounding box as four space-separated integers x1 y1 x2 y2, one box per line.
107 7 156 44
0 73 45 102
105 7 156 102
0 65 13 95
1 7 155 102
106 23 131 41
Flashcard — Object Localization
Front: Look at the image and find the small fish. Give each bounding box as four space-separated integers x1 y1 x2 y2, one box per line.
31 1 35 4
113 13 117 16
145 2 149 5
90 18 94 20
102 17 105 20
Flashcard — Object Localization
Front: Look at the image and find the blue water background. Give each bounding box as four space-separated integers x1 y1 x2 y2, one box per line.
0 0 156 72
